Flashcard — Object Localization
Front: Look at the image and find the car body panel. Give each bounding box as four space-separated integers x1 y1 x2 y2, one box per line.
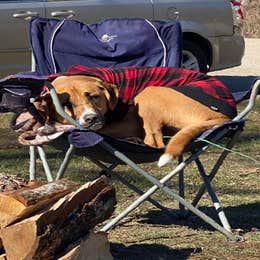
45 0 153 23
0 0 244 77
153 0 234 36
0 1 45 75
209 30 245 70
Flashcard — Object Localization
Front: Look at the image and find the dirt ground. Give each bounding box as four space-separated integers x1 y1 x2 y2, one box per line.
243 0 260 38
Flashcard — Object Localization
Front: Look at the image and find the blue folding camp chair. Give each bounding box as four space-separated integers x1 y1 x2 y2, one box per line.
0 17 259 242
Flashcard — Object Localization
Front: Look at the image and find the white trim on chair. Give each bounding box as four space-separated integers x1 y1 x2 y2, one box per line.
145 19 167 67
49 19 65 73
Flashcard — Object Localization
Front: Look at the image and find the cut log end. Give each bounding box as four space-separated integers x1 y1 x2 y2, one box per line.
0 179 78 228
0 174 34 193
0 176 116 260
58 231 113 260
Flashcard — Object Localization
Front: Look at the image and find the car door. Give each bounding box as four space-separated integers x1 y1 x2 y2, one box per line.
44 0 153 24
152 0 239 73
0 0 45 77
152 0 233 36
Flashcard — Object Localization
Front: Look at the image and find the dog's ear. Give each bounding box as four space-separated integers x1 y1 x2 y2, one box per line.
100 82 119 111
35 91 70 109
33 91 52 121
57 92 70 105
57 92 74 118
33 91 69 120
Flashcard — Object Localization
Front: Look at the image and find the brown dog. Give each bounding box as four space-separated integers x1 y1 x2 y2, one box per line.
35 73 234 167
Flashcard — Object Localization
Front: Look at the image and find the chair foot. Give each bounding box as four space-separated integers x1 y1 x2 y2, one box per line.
229 234 244 242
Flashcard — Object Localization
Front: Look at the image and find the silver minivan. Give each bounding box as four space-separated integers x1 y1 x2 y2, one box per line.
0 0 245 77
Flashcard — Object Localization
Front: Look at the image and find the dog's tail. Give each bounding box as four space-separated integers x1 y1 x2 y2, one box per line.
157 118 229 167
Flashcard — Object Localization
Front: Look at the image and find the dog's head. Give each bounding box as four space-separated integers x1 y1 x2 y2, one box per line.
35 75 119 130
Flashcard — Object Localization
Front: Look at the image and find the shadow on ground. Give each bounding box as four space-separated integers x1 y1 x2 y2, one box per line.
110 243 200 260
137 202 260 233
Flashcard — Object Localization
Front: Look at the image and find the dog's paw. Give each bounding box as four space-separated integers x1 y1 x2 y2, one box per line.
37 124 56 135
157 153 173 167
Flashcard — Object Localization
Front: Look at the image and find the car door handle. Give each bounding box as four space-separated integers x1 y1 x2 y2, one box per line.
13 11 39 20
167 7 180 20
51 10 75 18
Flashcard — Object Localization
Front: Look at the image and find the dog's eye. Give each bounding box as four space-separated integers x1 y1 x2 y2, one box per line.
88 94 99 101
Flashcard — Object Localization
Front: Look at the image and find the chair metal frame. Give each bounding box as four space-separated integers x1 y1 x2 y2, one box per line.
27 54 260 241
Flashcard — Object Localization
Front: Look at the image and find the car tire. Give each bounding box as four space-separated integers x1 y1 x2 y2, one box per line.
182 40 208 73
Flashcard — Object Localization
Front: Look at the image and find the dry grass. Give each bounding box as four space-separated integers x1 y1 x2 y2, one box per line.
0 101 259 259
242 0 260 37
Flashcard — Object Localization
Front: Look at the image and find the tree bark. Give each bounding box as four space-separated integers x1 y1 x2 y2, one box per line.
0 179 78 228
0 176 116 260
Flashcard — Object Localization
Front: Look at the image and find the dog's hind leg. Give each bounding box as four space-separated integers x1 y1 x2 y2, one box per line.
158 118 229 167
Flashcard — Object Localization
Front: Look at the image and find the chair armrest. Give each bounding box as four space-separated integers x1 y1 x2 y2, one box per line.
233 78 260 121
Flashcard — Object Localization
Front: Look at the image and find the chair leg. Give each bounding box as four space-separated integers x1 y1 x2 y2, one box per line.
113 171 178 220
101 162 239 241
89 158 177 220
29 145 74 182
29 146 36 181
87 157 118 177
178 155 187 216
195 158 232 232
192 132 240 207
37 146 54 182
55 144 74 180
100 141 240 241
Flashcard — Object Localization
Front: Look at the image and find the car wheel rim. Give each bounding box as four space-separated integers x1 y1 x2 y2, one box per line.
182 50 200 71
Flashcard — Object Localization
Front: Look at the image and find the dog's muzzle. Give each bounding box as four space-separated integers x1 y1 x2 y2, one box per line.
78 109 105 130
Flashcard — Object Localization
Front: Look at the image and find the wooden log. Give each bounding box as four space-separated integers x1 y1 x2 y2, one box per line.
0 174 30 193
0 176 116 260
58 231 113 260
0 179 78 228
0 176 45 255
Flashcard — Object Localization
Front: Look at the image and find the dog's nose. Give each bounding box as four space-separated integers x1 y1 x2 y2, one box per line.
83 114 99 124
79 110 104 130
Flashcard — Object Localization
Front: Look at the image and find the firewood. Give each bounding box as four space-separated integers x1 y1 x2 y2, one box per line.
0 174 34 192
0 176 116 260
0 179 78 228
58 231 113 260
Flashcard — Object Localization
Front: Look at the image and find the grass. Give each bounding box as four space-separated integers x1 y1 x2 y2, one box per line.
243 0 260 38
0 101 259 259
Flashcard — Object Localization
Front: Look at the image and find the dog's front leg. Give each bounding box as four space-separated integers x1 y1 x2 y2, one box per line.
135 102 164 147
143 126 165 148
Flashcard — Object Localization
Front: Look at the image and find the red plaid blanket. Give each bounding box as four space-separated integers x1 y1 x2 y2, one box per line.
49 65 237 118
